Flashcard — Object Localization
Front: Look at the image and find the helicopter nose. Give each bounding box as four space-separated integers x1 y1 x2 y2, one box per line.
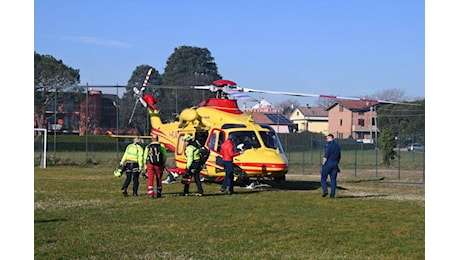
235 149 288 173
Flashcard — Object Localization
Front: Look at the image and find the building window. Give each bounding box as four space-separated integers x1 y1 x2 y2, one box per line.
358 119 365 126
372 118 376 126
340 119 342 126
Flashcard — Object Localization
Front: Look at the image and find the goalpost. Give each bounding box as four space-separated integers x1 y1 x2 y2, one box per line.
34 128 47 168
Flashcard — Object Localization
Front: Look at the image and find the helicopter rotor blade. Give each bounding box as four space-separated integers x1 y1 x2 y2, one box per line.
125 78 416 106
128 98 139 125
237 87 416 105
190 85 214 90
223 87 258 102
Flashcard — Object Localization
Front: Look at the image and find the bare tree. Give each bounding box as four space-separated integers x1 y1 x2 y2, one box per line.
274 99 300 115
371 89 407 102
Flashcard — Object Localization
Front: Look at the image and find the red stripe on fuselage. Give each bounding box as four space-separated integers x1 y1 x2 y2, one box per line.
151 128 176 152
176 159 287 173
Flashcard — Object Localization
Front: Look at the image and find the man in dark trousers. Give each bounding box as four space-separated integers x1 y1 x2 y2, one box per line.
220 135 243 195
321 134 341 198
182 135 204 196
119 136 144 196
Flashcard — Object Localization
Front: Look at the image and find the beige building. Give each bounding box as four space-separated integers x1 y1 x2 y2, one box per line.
289 105 328 134
326 100 380 141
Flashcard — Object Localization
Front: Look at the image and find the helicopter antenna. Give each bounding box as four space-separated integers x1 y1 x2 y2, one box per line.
128 68 153 124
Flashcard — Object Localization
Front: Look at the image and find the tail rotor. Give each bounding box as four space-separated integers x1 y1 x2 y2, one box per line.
128 68 153 125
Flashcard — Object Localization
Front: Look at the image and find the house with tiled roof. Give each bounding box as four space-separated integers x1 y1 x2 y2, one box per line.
247 109 294 133
289 105 328 134
326 100 382 141
242 98 294 133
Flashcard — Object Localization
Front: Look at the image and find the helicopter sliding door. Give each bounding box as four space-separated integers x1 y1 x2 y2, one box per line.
207 129 225 153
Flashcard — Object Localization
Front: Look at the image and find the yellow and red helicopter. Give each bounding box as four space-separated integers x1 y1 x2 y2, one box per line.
110 78 289 185
109 68 412 186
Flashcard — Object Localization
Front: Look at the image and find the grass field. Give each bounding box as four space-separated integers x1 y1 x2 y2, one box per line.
35 165 424 259
36 149 425 181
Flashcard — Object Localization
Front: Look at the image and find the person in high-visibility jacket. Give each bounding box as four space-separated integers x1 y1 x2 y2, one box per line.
119 136 144 196
143 134 167 199
182 135 204 196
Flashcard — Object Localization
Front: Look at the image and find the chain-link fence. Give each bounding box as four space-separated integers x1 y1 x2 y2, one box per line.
279 132 424 183
34 86 424 183
34 131 425 183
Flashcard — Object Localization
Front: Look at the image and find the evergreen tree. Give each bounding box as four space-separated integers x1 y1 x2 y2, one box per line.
159 46 222 122
34 52 80 130
377 99 425 145
381 129 398 167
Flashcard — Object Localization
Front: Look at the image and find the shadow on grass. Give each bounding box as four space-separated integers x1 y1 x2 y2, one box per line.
160 190 266 198
344 177 386 183
335 194 388 199
264 180 350 192
34 218 68 223
159 180 351 197
266 180 321 191
217 179 347 192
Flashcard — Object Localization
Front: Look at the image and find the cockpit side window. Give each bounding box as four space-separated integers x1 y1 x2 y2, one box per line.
227 131 261 151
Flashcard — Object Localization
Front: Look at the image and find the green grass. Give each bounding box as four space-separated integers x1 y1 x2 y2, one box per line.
36 149 425 181
35 166 424 259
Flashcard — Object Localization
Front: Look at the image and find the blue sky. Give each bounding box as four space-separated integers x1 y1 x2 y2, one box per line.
34 0 425 105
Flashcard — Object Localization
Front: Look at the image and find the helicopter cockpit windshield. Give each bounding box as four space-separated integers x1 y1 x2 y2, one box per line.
259 124 285 153
226 126 285 154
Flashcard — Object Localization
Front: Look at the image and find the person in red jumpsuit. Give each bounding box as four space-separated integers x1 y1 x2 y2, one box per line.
220 135 243 195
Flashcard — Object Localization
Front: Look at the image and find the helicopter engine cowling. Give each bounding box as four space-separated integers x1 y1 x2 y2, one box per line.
179 108 199 122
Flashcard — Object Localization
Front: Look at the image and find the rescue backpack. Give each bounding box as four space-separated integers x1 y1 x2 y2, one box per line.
147 143 164 165
199 146 210 165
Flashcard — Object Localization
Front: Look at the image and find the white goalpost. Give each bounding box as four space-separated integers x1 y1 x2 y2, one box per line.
34 128 47 168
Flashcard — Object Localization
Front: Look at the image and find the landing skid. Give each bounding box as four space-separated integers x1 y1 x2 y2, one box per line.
245 181 272 189
163 171 275 189
162 172 179 184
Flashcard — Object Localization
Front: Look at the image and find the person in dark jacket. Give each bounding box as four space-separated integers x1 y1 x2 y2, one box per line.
321 134 341 198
